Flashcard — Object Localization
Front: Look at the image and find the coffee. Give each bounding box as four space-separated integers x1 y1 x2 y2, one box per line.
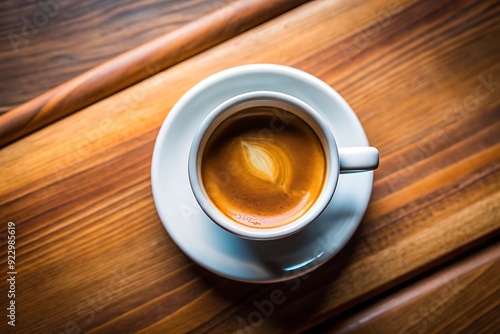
201 107 326 228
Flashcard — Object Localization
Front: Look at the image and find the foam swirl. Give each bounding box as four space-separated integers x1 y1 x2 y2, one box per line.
240 140 292 193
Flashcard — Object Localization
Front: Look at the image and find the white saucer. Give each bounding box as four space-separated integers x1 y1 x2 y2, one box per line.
151 64 373 283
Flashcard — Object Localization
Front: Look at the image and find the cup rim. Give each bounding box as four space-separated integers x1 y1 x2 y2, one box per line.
188 91 339 240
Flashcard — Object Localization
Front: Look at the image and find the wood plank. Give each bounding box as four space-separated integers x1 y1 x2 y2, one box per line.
0 0 227 114
0 0 309 147
0 0 498 333
311 243 500 334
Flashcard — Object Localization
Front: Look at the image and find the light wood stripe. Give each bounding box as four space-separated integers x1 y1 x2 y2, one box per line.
0 0 309 147
0 0 498 333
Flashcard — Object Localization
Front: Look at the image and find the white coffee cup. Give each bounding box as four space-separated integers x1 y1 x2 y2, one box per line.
188 91 378 240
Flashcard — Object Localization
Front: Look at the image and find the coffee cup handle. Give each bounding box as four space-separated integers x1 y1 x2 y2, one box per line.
338 147 379 172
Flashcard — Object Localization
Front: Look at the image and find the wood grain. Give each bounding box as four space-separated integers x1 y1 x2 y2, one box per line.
0 0 227 115
0 0 309 147
0 0 499 333
312 243 500 334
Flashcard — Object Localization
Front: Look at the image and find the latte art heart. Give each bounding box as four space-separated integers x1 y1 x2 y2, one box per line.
201 107 326 228
240 140 292 194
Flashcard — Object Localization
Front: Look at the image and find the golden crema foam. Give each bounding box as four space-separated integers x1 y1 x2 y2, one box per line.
201 107 326 228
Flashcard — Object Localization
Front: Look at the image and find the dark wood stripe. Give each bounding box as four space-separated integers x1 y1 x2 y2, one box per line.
309 243 500 334
1 0 498 333
0 0 309 147
0 0 215 109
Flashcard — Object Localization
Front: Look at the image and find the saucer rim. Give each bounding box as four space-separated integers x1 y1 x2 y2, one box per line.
151 64 373 283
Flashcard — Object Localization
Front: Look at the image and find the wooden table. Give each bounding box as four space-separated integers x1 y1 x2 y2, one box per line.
1 0 498 333
0 0 236 114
